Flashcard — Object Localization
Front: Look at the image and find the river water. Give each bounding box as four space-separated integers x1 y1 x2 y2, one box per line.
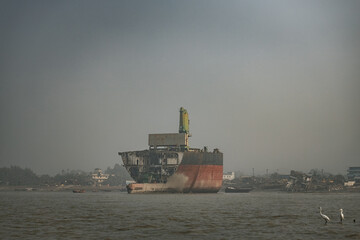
1 191 359 239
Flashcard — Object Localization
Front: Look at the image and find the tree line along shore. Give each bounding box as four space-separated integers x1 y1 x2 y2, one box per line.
1 166 359 193
0 164 130 191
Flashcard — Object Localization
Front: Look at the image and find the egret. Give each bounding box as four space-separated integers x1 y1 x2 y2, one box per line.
339 209 344 223
319 207 330 224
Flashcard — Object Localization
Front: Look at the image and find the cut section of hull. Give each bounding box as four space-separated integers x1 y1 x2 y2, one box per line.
119 107 223 194
127 164 223 193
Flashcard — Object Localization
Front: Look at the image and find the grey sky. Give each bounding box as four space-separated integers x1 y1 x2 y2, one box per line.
1 0 359 175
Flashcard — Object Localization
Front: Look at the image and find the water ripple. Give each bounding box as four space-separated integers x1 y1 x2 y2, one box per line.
1 191 360 239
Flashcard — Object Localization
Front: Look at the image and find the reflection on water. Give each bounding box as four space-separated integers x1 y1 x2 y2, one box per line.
1 191 359 239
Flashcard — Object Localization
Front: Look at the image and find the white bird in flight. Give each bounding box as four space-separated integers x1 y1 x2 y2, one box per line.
319 207 330 224
339 208 344 223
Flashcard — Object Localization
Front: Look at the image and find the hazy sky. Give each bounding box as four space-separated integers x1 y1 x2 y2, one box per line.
1 0 359 175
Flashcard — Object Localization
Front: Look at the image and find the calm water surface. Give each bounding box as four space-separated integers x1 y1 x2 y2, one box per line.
1 191 359 239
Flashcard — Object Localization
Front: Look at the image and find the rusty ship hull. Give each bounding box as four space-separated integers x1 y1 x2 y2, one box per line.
120 150 223 193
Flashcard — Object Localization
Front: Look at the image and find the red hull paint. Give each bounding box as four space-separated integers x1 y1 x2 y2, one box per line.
127 164 223 193
176 165 223 192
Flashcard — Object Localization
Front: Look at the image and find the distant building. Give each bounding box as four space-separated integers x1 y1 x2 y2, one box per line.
223 172 235 181
344 181 355 187
277 174 291 181
347 167 360 180
126 180 136 185
92 168 109 185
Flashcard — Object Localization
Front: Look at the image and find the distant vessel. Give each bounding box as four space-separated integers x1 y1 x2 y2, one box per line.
225 187 253 193
119 107 223 193
73 189 85 193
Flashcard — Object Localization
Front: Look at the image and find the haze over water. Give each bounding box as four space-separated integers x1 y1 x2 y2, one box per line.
1 1 360 176
1 1 359 239
1 191 360 239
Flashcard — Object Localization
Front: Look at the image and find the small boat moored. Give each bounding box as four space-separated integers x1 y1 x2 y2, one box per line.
225 186 253 193
73 189 86 193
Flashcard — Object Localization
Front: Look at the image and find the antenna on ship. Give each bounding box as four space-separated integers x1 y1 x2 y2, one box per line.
179 107 191 150
179 107 190 134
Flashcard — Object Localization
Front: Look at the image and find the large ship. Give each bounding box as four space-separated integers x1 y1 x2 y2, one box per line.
118 107 223 193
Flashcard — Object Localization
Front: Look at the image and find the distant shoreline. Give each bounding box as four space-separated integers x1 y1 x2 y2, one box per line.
0 185 127 192
1 185 359 193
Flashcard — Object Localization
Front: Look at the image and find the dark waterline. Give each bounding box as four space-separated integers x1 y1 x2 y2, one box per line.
1 191 359 239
